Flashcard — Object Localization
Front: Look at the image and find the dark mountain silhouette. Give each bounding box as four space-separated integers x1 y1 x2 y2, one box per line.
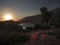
0 20 23 32
17 8 60 28
17 15 42 24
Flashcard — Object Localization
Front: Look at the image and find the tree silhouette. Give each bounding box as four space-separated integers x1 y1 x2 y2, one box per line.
40 7 50 29
40 7 48 15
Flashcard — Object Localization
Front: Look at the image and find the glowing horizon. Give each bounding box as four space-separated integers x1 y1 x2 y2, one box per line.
3 13 13 21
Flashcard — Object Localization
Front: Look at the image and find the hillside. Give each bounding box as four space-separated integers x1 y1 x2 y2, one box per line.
17 15 42 24
17 8 60 28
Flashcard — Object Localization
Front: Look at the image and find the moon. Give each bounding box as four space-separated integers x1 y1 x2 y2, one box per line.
3 13 13 21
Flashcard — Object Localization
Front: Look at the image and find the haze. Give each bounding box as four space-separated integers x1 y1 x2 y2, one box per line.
0 0 60 21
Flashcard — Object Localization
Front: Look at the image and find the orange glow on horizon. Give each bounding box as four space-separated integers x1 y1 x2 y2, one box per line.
3 13 13 21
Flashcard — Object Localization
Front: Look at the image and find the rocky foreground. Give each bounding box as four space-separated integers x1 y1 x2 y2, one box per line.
24 30 60 45
0 29 60 45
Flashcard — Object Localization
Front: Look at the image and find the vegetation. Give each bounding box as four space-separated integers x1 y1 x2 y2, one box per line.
0 7 60 45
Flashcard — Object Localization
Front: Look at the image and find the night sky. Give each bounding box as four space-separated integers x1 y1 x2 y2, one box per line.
0 0 60 21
